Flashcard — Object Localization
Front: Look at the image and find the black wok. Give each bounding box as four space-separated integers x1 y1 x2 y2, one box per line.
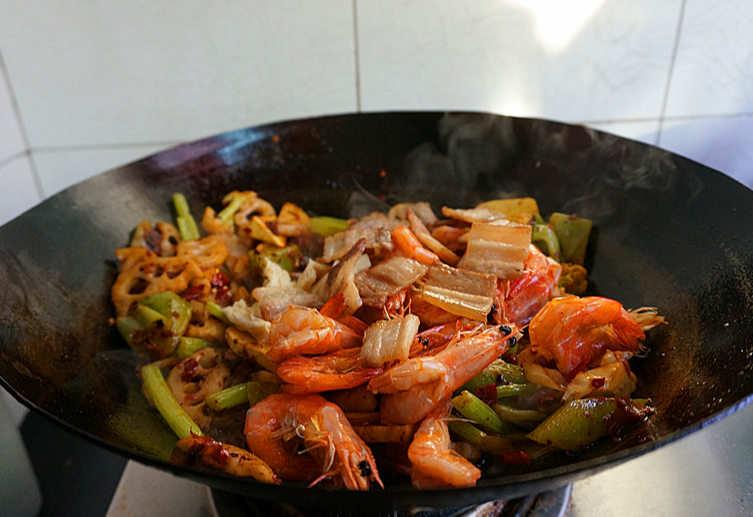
1 112 752 513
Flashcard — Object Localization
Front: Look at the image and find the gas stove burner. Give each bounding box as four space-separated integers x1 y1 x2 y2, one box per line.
206 484 571 517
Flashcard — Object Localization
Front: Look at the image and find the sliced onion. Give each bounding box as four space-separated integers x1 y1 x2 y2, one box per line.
522 363 566 391
327 239 367 314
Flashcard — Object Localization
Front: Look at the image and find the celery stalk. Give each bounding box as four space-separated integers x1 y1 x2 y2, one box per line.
141 363 203 439
205 383 249 411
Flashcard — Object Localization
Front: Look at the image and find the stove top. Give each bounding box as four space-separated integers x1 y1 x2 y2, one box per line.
19 400 753 517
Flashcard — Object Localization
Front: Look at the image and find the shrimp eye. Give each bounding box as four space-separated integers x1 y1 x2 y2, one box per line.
499 325 512 335
358 460 372 478
508 336 517 347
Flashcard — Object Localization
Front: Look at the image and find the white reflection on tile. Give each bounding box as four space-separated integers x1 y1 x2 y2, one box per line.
34 144 177 198
0 0 356 148
658 116 753 187
0 155 41 226
585 120 660 146
105 461 208 517
664 0 753 118
358 0 682 123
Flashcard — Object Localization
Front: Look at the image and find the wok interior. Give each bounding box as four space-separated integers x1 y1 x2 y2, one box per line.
2 112 753 511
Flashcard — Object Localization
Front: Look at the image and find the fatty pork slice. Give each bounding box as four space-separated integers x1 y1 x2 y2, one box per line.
414 262 497 322
457 222 532 280
323 227 393 262
355 257 429 308
361 315 421 367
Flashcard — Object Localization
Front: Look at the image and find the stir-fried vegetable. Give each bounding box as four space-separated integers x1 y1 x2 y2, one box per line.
141 363 203 439
549 213 592 266
112 191 662 491
173 193 200 241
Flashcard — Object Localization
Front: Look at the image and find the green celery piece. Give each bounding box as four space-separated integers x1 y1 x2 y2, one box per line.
451 390 511 434
310 216 350 237
496 384 539 398
173 193 200 240
493 403 549 430
531 223 561 261
205 383 249 411
205 301 230 324
549 213 592 266
141 363 203 439
527 397 648 450
176 337 215 358
485 360 527 384
447 421 516 453
217 192 247 228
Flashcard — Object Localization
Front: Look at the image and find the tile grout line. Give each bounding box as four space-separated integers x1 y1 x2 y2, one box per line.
656 0 687 146
0 48 45 199
0 150 28 169
352 0 361 112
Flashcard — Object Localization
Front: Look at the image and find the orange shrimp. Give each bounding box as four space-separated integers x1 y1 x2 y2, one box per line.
267 305 362 362
392 225 438 265
244 394 382 490
408 320 483 358
320 292 369 337
408 403 481 488
499 245 562 326
277 348 384 394
528 296 647 378
370 325 518 424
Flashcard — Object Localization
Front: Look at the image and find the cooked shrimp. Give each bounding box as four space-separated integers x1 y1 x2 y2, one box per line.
370 325 518 424
528 296 653 377
244 394 382 489
502 245 562 326
392 225 438 265
267 305 362 362
176 435 280 484
277 348 383 394
244 393 322 482
408 403 481 488
408 320 483 358
320 292 369 336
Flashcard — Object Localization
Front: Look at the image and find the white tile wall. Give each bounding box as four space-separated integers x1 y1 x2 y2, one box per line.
357 0 683 123
0 155 41 226
0 0 357 148
665 0 753 118
586 120 661 146
0 57 25 164
659 115 753 187
33 144 178 197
